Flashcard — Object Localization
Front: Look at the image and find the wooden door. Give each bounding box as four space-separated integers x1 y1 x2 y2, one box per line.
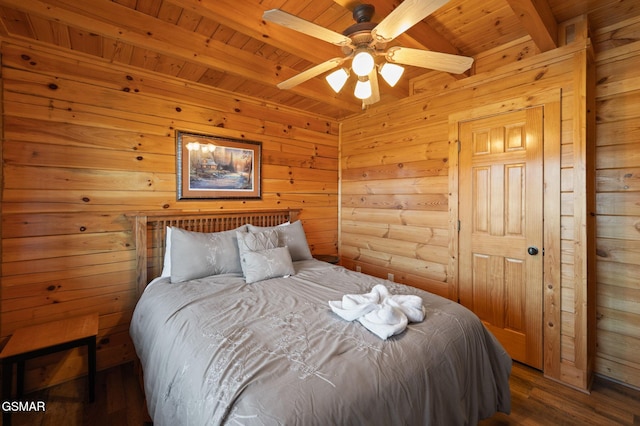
458 107 543 369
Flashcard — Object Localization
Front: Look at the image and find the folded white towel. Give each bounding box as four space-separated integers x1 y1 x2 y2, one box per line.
385 294 425 323
329 284 425 339
358 302 409 339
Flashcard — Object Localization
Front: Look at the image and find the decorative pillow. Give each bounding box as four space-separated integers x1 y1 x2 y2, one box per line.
170 225 247 283
236 228 279 253
240 246 295 284
247 220 313 261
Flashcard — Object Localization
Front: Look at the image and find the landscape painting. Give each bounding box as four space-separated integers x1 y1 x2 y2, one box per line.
176 131 261 200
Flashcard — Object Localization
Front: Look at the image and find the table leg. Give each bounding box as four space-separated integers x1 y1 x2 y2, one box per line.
16 360 25 398
2 360 13 426
88 337 96 403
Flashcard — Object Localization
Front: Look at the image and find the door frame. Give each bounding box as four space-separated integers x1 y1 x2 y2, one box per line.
448 91 561 377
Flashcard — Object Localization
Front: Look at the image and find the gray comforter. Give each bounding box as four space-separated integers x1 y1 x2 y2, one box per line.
130 259 511 425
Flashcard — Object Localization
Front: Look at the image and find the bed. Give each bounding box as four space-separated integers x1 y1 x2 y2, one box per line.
129 209 511 425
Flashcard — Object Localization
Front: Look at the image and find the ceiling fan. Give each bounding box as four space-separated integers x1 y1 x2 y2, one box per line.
262 0 474 106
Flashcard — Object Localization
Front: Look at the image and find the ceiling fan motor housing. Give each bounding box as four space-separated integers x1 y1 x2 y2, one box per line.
353 4 375 23
342 4 385 56
343 4 377 36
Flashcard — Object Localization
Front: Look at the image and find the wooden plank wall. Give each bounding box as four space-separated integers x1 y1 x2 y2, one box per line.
0 40 339 392
340 32 596 389
591 16 640 389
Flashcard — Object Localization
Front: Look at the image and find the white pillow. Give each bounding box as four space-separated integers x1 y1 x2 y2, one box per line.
160 227 172 278
247 220 312 261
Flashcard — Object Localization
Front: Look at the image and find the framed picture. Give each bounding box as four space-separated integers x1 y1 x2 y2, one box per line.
176 131 261 200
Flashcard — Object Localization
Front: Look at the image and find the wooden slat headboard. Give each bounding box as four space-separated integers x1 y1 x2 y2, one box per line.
130 209 300 295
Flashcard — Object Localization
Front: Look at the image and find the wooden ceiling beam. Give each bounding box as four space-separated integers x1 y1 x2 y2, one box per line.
166 0 340 64
506 0 558 52
3 0 361 113
0 10 10 38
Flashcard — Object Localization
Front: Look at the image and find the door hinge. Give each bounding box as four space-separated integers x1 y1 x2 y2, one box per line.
457 140 461 153
457 220 461 232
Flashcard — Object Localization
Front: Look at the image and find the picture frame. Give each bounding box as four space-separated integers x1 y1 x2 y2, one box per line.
176 131 261 200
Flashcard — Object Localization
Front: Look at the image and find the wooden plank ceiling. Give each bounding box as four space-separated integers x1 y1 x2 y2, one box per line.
0 0 637 119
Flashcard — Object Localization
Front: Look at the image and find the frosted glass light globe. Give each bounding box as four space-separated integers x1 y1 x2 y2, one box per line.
325 68 349 93
354 79 372 99
352 51 375 77
379 62 404 87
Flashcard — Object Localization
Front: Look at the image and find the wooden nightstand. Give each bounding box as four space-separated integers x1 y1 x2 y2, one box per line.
1 313 99 426
314 254 340 264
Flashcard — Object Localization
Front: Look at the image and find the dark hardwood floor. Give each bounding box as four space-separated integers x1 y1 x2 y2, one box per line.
5 361 147 426
480 363 640 425
4 361 640 425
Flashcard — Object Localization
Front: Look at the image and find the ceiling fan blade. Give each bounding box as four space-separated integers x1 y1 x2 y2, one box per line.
277 58 345 90
372 0 450 43
363 68 380 106
263 9 352 47
386 46 474 74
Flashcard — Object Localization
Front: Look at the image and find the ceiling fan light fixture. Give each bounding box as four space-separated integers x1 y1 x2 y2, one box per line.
352 50 375 77
325 68 350 93
265 3 473 107
379 62 404 87
354 77 372 100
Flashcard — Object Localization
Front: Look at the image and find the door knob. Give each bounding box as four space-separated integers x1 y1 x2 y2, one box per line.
527 246 539 256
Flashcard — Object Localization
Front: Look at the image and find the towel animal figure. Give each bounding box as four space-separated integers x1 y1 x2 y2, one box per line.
329 284 425 339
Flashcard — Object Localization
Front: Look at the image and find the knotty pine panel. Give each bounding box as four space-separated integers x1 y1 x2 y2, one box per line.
342 175 449 195
2 232 132 262
597 287 640 327
342 220 449 247
342 194 448 211
342 158 448 181
596 260 640 290
2 273 133 321
473 37 541 75
4 116 171 154
596 117 640 147
595 237 640 266
568 14 639 388
340 122 448 156
410 44 583 108
596 167 640 192
342 142 449 171
2 267 135 301
341 207 449 228
596 192 640 215
2 251 135 279
341 231 449 265
596 90 640 123
0 43 339 136
596 142 640 169
0 40 339 392
2 212 132 238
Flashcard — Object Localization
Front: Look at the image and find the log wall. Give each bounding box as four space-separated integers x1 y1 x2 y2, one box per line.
340 26 597 389
591 16 640 389
0 40 339 392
